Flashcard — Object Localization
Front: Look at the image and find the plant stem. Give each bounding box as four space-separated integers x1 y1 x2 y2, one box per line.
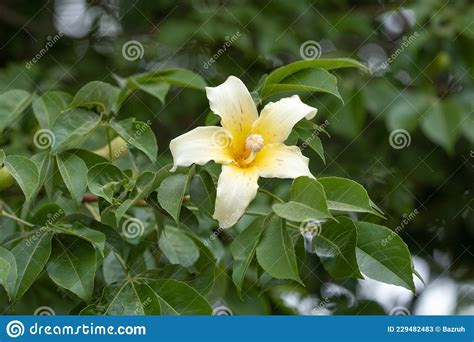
106 125 113 160
0 211 35 227
186 206 269 218
258 188 285 203
245 210 270 217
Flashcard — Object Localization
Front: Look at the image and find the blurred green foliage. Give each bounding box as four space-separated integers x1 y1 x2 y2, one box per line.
0 0 472 315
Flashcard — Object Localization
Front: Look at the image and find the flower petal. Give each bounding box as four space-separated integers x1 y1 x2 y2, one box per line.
252 95 317 144
253 143 314 179
206 76 258 151
213 164 259 228
170 126 234 171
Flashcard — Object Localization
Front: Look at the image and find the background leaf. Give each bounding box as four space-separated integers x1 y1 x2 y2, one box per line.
110 118 158 162
69 81 120 114
57 153 88 206
314 217 362 278
158 226 199 267
0 247 17 301
230 216 266 296
256 216 301 283
355 221 415 292
0 89 32 132
47 237 97 302
3 155 39 201
32 91 72 129
51 108 101 152
12 232 53 301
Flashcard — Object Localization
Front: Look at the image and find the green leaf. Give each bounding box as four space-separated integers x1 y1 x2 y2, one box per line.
104 282 161 315
158 226 200 267
32 91 72 128
133 68 207 91
103 253 126 285
262 68 341 101
272 176 332 222
314 217 362 278
69 81 120 114
147 279 212 315
421 100 461 154
3 155 39 201
87 162 125 204
0 247 17 301
318 177 382 216
0 89 32 132
256 215 301 283
157 172 191 224
12 231 53 301
31 152 53 199
70 149 109 168
285 130 299 145
115 171 156 224
110 118 158 162
265 58 367 85
128 78 170 104
297 129 325 163
55 223 106 256
355 221 415 292
31 203 65 226
47 237 97 302
184 232 216 294
189 170 216 217
51 108 101 153
385 91 429 132
57 153 88 206
230 216 266 296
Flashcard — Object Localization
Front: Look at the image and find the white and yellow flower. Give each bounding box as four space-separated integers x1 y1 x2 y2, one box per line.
170 76 317 228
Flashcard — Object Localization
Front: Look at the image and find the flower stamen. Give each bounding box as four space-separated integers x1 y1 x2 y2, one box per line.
242 134 264 166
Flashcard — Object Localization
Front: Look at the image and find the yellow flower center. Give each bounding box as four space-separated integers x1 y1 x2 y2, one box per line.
236 134 264 167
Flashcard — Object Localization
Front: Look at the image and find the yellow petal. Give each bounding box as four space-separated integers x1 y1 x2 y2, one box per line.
253 143 314 179
206 76 258 153
252 95 317 144
170 126 234 171
213 164 259 228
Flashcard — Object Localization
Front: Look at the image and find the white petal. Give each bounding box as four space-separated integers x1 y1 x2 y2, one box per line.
252 95 317 144
170 126 234 171
213 165 259 228
206 76 258 150
253 143 314 179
